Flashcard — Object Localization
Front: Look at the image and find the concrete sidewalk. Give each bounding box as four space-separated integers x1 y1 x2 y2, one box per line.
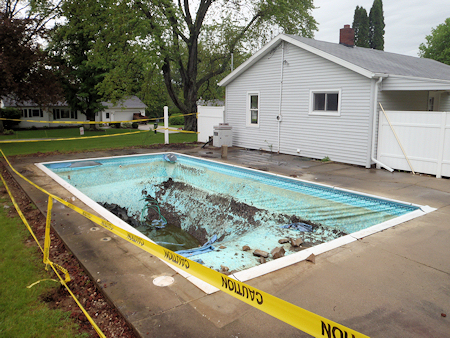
6 146 450 337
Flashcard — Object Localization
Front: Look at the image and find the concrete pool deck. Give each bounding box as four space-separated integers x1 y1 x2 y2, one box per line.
5 146 450 337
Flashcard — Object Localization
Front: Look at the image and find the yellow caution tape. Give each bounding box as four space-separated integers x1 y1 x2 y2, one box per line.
0 111 199 125
0 130 149 143
159 127 199 134
0 169 103 337
0 150 368 338
0 171 43 251
0 117 152 124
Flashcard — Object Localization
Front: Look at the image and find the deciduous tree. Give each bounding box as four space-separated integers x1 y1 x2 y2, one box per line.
419 18 450 66
0 12 62 105
91 0 317 131
48 0 107 123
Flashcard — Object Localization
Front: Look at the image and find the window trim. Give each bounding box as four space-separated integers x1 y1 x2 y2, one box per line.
246 91 260 127
309 89 341 116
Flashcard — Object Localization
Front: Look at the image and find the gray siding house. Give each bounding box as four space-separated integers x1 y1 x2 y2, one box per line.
218 27 450 168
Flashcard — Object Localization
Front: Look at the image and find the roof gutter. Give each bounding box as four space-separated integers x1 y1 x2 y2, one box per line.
371 76 394 172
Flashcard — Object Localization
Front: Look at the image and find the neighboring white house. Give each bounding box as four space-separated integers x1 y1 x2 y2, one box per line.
218 26 450 171
1 96 147 128
100 96 147 124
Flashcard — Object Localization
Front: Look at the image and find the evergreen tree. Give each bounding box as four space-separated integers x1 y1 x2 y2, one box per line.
352 6 369 48
369 0 385 50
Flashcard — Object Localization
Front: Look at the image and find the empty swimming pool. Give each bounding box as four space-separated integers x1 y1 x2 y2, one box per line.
37 152 434 291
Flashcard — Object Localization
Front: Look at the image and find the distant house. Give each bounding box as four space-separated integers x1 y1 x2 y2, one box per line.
218 25 450 169
100 96 147 124
1 96 147 128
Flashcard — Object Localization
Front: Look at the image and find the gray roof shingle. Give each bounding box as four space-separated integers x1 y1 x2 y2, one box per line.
287 35 450 81
102 96 147 109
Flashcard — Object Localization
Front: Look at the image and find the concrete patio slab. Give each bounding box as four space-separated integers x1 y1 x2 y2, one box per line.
4 146 450 337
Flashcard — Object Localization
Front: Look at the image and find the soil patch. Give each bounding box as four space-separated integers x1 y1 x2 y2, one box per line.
0 163 137 338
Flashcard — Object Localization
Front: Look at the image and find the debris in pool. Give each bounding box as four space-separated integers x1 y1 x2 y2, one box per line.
175 235 217 257
271 247 285 259
290 238 304 247
242 245 251 251
141 195 167 226
163 153 177 163
280 222 313 232
253 249 269 258
278 238 290 244
151 219 167 228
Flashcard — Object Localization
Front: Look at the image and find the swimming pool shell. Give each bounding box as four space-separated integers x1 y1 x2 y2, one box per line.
38 153 434 293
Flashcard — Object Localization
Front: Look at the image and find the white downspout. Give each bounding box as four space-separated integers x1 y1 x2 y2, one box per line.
371 77 394 172
277 41 285 153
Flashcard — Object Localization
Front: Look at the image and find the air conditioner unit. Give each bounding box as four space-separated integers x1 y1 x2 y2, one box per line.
213 123 232 147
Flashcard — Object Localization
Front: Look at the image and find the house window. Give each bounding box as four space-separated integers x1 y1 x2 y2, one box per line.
61 109 70 119
31 109 42 117
106 112 110 119
71 110 77 119
247 92 260 126
23 109 28 118
309 90 341 116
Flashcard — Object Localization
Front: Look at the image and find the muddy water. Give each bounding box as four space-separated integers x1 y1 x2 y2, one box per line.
135 223 201 251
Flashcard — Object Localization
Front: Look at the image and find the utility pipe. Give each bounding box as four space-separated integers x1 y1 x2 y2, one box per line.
371 77 394 172
277 41 285 153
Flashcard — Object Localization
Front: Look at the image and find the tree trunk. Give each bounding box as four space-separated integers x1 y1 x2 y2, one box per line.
183 87 198 132
184 113 197 131
0 109 4 133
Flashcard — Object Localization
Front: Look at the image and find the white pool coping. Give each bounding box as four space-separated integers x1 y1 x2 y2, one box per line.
36 152 436 294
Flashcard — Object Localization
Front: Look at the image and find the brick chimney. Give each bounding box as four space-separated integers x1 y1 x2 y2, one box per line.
339 24 355 47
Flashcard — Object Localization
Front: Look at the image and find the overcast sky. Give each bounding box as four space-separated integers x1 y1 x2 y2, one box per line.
312 0 449 57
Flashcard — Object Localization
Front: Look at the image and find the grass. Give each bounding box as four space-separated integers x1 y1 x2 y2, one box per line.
0 126 197 335
0 127 197 156
0 188 88 338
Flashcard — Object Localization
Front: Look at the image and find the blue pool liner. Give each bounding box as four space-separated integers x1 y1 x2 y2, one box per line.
280 222 313 232
176 235 217 257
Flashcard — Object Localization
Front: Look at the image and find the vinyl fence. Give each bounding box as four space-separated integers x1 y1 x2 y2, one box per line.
377 111 450 178
197 106 224 143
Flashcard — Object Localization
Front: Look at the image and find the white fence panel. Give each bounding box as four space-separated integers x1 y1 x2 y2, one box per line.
197 106 224 143
377 110 450 178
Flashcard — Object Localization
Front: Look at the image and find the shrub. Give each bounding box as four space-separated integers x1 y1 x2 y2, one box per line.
122 122 132 129
0 108 22 129
110 122 121 128
132 122 139 129
169 114 184 126
2 129 14 135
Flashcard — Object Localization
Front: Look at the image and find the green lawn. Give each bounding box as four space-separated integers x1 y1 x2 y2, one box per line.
0 188 88 338
0 127 197 156
0 127 197 335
